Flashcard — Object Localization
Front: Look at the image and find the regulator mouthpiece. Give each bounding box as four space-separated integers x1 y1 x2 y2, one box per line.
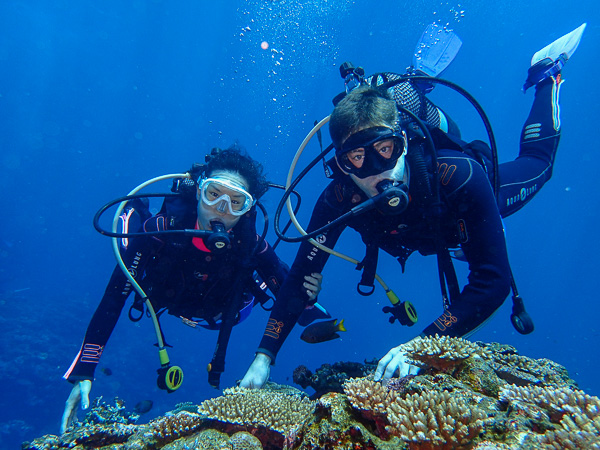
206 220 231 252
373 180 409 215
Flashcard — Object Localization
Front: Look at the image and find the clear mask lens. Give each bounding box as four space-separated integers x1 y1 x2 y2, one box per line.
199 178 254 216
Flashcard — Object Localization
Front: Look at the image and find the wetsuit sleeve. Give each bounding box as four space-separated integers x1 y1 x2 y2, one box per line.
253 238 289 295
62 236 155 382
256 186 347 362
422 156 512 338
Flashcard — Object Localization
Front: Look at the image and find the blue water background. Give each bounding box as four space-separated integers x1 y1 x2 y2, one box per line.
1 1 598 446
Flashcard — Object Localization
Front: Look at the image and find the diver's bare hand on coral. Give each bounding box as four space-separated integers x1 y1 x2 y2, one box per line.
374 343 419 381
240 352 271 389
60 380 92 434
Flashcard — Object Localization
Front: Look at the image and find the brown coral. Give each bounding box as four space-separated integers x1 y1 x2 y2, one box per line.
23 411 205 450
229 431 264 449
386 390 487 449
403 334 491 372
344 377 488 449
500 384 600 449
343 377 393 415
500 384 600 420
146 411 205 443
198 386 315 435
490 349 575 388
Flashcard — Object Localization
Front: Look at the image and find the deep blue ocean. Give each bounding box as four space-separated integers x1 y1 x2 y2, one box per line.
1 1 598 447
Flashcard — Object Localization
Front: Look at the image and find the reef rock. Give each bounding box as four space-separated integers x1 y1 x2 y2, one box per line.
23 336 599 449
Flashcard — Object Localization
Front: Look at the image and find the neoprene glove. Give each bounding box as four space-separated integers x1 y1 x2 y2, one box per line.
60 380 92 434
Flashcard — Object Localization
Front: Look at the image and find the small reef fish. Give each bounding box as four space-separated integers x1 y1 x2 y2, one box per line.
134 400 154 414
100 367 112 376
300 318 346 344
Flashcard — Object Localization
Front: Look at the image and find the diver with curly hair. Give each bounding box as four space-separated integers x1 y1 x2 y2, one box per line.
60 145 323 433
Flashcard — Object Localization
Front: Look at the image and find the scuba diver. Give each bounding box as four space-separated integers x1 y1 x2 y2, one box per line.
241 24 586 388
60 145 324 433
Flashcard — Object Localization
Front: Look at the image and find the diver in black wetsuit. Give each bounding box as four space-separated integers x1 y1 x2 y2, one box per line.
241 24 586 388
60 146 323 433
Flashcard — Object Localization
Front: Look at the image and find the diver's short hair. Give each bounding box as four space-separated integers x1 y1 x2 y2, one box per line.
329 86 398 150
206 144 269 199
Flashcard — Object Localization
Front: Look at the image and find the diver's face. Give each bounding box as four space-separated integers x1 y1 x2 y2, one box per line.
197 170 251 231
338 126 408 198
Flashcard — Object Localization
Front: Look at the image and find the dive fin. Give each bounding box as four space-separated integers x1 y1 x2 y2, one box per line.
531 23 587 66
523 23 586 92
298 302 332 327
413 23 462 77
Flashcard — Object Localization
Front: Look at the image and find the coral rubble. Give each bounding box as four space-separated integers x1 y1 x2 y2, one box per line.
23 336 600 449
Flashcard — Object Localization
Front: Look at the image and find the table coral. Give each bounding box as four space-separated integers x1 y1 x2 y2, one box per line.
489 345 575 388
198 386 315 435
403 334 491 372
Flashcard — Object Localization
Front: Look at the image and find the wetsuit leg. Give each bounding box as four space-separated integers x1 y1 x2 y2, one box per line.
497 76 562 218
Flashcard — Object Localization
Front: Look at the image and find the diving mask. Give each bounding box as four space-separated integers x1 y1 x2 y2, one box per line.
198 177 255 216
336 127 406 179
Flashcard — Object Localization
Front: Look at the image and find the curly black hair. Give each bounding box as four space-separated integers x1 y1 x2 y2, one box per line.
205 144 270 199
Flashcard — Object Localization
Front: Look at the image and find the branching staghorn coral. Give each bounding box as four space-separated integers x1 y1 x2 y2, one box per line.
500 384 600 449
344 377 488 448
387 390 487 447
198 386 315 435
343 377 393 415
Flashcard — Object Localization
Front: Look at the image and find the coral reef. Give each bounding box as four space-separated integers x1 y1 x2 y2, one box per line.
169 401 198 415
292 359 378 398
198 385 315 435
23 411 205 450
487 343 576 388
402 334 492 372
500 384 600 448
344 377 488 448
80 396 140 426
161 429 264 450
229 431 264 449
23 336 600 449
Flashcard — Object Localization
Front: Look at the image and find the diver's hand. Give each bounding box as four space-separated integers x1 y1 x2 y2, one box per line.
303 273 323 301
374 343 419 382
240 353 271 389
60 380 92 434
